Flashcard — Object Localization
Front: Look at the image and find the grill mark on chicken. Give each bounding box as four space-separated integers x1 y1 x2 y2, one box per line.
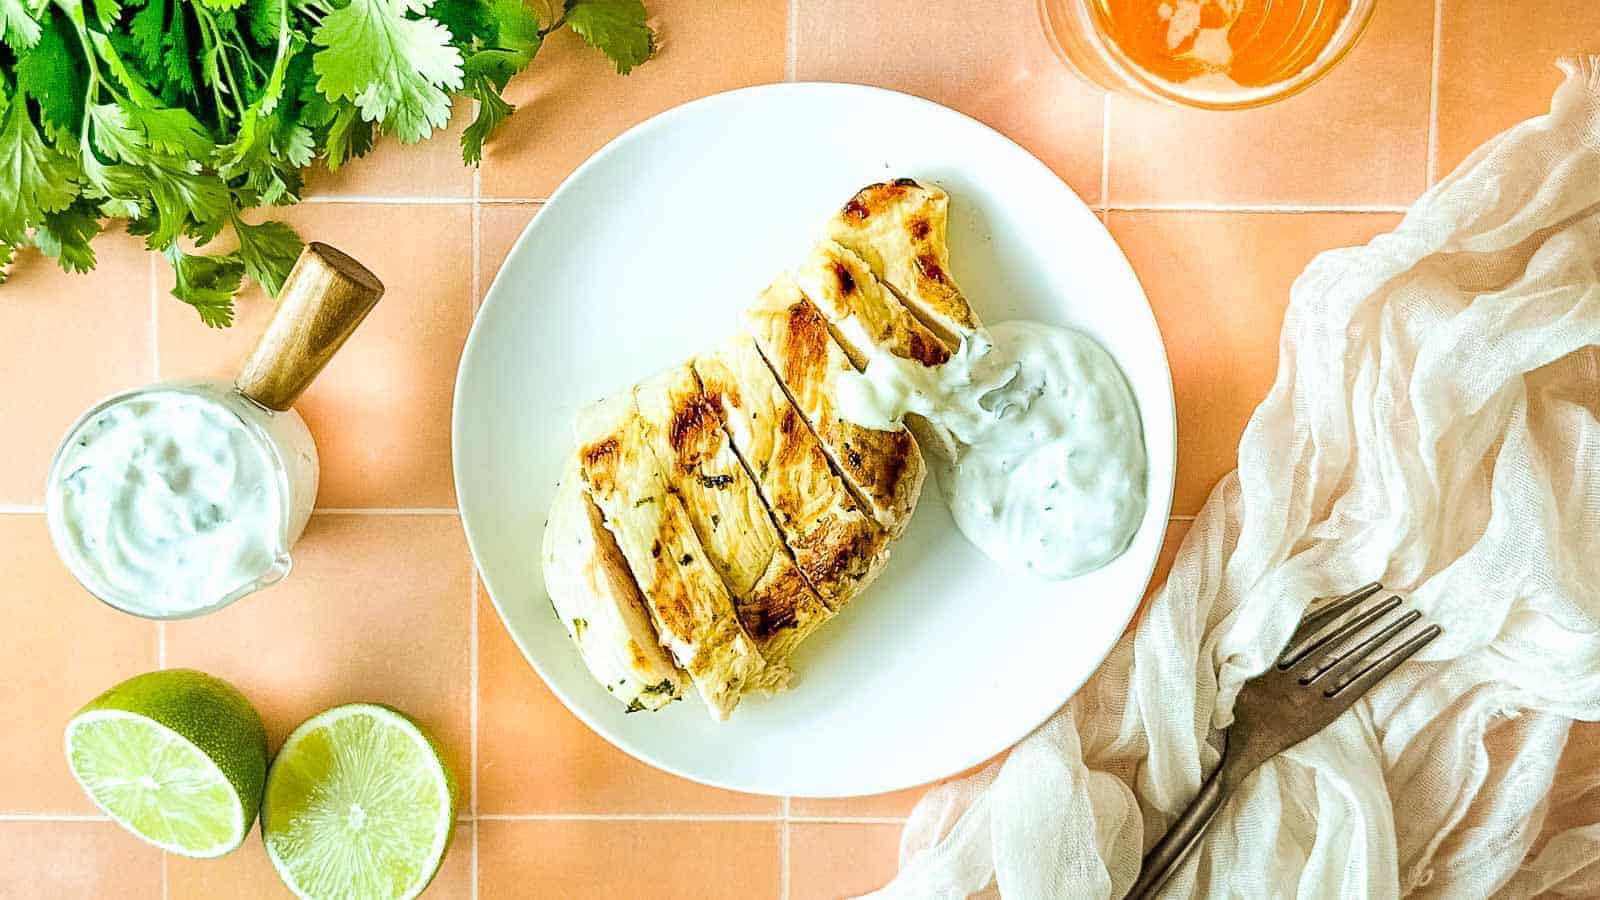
909 217 931 240
829 260 857 297
579 438 619 491
915 253 947 285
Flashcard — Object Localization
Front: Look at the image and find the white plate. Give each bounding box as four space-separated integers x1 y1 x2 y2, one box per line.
453 83 1175 798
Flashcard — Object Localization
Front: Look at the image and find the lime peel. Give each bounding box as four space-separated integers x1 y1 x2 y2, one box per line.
64 668 267 859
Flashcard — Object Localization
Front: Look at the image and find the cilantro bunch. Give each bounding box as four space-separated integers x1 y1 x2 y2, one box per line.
0 0 652 325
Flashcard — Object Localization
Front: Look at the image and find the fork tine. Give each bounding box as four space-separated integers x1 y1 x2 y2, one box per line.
1298 609 1421 685
1284 583 1385 651
1279 593 1402 670
1323 623 1442 698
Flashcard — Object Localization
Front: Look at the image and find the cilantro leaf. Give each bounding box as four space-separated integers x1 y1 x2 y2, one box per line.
126 105 214 158
311 0 464 143
35 200 103 274
165 246 244 327
127 0 165 69
87 102 146 161
16 9 88 131
0 85 78 244
460 75 510 164
321 102 375 170
233 217 302 297
565 0 652 74
245 0 282 44
0 0 42 50
428 0 486 45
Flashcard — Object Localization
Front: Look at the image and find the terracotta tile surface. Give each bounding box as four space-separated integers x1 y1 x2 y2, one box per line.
0 821 162 899
479 0 786 199
790 822 904 900
156 203 473 509
302 105 475 200
790 759 994 820
1107 211 1402 514
477 593 778 815
0 227 153 506
794 0 1105 204
478 819 781 899
163 515 473 798
1435 1 1600 178
477 204 542 304
165 822 472 900
0 516 157 814
1106 0 1433 206
5 3 1585 896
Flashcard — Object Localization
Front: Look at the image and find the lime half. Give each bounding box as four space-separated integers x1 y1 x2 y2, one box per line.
65 669 268 857
262 703 458 900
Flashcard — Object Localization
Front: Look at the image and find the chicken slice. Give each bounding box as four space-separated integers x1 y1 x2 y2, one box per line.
694 337 891 609
744 275 924 536
574 392 771 720
542 457 686 713
795 239 951 370
634 365 830 668
795 241 963 461
824 178 980 349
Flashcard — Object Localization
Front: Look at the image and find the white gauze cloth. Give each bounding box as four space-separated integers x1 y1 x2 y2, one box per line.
868 58 1600 900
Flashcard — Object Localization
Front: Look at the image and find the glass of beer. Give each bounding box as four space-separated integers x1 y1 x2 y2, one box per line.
1040 0 1377 109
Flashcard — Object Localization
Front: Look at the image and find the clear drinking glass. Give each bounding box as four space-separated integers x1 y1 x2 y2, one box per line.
1039 0 1378 110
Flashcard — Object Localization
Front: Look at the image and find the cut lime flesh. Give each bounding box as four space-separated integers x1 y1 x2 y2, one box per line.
66 710 249 857
263 704 457 900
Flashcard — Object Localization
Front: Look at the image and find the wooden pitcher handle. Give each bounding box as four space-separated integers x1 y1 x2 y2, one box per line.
235 242 385 411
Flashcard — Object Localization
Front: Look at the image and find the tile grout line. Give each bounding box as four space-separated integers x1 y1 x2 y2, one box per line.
0 814 111 821
162 851 169 900
248 195 1419 214
1100 93 1112 208
1426 0 1443 186
1105 203 1412 214
312 507 459 515
1169 514 1196 522
469 95 484 900
0 505 45 514
781 797 792 900
475 813 784 822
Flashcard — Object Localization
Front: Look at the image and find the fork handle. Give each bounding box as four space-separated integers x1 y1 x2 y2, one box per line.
1125 770 1229 899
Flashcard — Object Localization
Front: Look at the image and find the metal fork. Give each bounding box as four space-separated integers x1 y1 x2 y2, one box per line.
1126 583 1442 899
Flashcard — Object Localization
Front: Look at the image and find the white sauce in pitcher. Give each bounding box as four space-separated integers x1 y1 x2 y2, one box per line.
837 319 1147 580
49 390 294 617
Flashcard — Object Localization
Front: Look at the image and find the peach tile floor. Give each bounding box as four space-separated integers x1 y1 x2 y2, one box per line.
1 1 1587 896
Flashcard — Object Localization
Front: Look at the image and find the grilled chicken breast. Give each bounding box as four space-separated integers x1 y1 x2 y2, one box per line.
574 392 771 720
694 337 890 608
795 240 963 459
824 179 980 349
744 275 924 536
634 365 831 666
543 458 686 712
795 239 951 370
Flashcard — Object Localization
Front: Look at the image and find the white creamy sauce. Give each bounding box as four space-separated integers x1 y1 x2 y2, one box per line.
52 391 289 617
837 319 1147 580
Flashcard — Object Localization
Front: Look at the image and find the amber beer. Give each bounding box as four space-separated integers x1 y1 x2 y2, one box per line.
1042 0 1373 108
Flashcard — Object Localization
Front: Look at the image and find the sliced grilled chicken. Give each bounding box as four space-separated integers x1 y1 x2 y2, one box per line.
574 392 772 720
543 458 686 712
744 275 924 536
634 365 831 667
795 239 951 370
694 337 890 608
795 240 963 460
824 178 980 349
